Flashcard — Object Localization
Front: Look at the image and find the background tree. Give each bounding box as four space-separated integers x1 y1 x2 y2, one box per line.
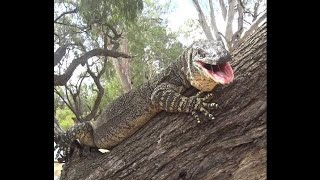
54 0 183 131
59 23 266 180
54 0 143 127
191 0 266 51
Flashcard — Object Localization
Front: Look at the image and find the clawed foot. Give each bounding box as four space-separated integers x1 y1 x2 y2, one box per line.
55 136 82 163
191 92 219 124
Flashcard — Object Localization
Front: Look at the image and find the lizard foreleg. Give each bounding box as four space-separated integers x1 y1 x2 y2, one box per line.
151 83 218 123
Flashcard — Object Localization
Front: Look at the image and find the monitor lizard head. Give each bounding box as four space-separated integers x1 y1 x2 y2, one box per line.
185 40 234 91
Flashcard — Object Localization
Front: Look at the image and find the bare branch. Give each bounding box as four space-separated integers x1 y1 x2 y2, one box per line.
225 0 237 46
257 9 266 17
238 0 246 11
74 74 89 119
243 19 252 25
237 0 244 34
65 85 83 122
65 85 82 122
54 7 78 23
76 72 89 93
192 0 214 40
84 59 107 121
219 0 227 21
218 32 227 43
253 0 262 21
243 10 254 18
64 85 72 109
237 13 266 46
209 0 222 41
54 48 133 86
230 0 244 50
54 87 77 119
86 103 92 113
105 23 122 39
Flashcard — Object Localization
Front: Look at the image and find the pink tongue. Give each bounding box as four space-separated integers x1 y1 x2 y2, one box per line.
215 71 226 77
211 63 234 84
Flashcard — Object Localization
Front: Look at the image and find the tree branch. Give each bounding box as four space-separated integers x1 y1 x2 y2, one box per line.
219 0 227 21
54 87 78 120
66 82 85 122
54 7 78 23
67 85 84 122
252 0 262 22
225 0 237 47
238 0 246 11
192 0 214 40
105 23 122 39
243 10 254 18
54 49 133 86
243 19 252 25
83 59 106 121
230 0 244 50
209 0 222 41
237 13 266 47
76 73 89 94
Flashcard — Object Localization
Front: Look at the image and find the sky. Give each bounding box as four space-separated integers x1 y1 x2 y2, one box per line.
164 0 200 32
161 0 217 46
159 0 225 46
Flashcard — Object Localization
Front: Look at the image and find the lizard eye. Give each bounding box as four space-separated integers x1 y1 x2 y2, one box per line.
197 49 206 58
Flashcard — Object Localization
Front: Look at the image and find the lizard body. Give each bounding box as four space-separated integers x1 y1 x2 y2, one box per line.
56 40 234 158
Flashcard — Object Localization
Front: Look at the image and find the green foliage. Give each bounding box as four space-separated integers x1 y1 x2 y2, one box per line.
102 74 122 106
126 0 183 87
56 107 75 131
78 0 143 25
54 0 143 48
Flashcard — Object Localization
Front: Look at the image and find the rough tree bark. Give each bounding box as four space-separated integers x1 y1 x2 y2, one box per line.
59 23 266 180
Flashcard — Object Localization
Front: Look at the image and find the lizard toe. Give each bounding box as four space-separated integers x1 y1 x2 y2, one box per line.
191 111 201 123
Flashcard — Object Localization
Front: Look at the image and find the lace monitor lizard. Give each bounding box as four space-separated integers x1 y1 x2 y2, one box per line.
55 40 234 161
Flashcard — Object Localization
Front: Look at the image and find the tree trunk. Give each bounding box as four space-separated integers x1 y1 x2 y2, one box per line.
59 23 267 180
112 36 132 93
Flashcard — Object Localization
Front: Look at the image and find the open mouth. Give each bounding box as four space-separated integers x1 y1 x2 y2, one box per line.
196 61 234 84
